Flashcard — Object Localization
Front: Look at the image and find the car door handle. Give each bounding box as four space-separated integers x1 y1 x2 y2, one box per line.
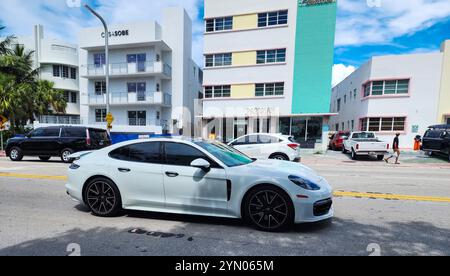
165 172 179 177
118 168 131 173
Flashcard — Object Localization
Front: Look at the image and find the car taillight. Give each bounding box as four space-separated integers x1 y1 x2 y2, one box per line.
356 144 360 150
86 129 91 146
337 139 343 143
288 143 300 150
387 144 390 150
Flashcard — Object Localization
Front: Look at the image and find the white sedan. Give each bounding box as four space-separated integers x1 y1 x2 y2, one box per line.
66 138 333 232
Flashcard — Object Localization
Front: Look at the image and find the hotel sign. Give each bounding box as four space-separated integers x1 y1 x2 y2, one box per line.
101 30 130 38
299 0 336 6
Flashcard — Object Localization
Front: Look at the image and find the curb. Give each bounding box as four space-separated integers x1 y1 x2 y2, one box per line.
0 151 6 157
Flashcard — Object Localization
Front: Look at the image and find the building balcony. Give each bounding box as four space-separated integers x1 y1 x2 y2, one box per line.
38 115 82 125
81 61 172 79
88 91 172 107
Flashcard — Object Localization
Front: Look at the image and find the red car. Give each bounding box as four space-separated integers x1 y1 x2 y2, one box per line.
329 131 350 151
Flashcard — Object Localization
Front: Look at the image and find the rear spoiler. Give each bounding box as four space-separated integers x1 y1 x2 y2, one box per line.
68 151 94 160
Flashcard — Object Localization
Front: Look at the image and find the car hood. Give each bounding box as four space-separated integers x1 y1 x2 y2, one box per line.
235 159 326 185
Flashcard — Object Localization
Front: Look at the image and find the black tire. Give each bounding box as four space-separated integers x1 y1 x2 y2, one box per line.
84 177 122 217
60 148 74 163
39 156 51 161
270 153 289 161
9 147 23 161
377 155 384 161
342 147 348 154
351 149 358 160
242 185 294 232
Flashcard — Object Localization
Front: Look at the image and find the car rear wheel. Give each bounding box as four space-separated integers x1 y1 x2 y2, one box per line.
84 178 122 217
9 147 23 161
39 156 51 161
270 153 289 161
377 155 384 161
60 149 74 163
351 149 358 160
243 185 294 232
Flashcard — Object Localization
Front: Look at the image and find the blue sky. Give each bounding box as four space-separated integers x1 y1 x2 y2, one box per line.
0 0 449 85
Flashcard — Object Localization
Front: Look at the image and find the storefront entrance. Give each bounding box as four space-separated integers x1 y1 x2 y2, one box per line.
203 116 325 149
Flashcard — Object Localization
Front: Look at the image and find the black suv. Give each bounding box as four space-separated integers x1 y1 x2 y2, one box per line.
5 126 111 163
421 125 450 162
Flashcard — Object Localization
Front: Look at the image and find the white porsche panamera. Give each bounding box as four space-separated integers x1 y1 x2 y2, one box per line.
66 138 333 232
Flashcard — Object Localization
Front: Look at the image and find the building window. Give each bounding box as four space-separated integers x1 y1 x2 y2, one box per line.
337 99 341 112
70 68 77 79
156 83 160 92
128 111 146 126
205 17 233 33
53 65 75 79
53 65 60 77
363 79 410 97
255 83 284 97
205 53 232 67
204 85 231 99
360 117 406 132
70 92 77 103
156 111 161 120
94 53 106 67
95 81 106 95
344 95 347 104
95 109 107 123
258 10 288 28
257 49 286 64
354 89 357 99
63 91 70 102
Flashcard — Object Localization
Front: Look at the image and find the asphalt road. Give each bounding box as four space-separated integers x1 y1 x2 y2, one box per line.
0 151 449 256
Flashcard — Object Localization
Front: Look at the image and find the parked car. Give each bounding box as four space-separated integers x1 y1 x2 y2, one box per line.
66 138 333 232
228 133 301 162
328 131 350 151
6 126 111 163
421 125 450 161
343 132 389 160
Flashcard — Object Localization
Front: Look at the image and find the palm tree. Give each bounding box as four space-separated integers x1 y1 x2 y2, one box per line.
0 26 15 55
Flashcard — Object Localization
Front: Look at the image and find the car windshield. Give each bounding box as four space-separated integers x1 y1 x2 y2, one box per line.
353 132 376 139
194 141 254 167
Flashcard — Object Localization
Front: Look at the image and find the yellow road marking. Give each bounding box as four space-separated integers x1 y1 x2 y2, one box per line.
334 191 450 203
0 173 449 203
0 173 68 181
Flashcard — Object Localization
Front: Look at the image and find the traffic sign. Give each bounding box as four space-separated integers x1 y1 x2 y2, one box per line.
0 115 8 130
106 112 114 124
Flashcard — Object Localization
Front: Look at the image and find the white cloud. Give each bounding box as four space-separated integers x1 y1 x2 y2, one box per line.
336 0 450 46
332 64 356 87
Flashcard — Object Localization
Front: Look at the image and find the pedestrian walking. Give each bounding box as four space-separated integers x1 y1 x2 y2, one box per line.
385 133 401 164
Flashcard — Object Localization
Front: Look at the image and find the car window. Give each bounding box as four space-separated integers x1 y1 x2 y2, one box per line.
194 141 254 167
90 129 109 140
62 128 86 138
352 132 375 139
109 142 162 164
258 135 279 144
30 128 46 137
424 130 441 139
165 142 212 167
40 128 60 137
232 136 249 146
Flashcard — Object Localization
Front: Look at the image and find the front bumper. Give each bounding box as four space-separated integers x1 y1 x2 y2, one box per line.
293 190 334 223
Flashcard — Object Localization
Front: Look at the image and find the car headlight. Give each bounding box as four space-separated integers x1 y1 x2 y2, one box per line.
288 175 321 191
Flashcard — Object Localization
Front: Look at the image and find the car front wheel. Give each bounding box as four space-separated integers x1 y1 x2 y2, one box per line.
84 178 122 217
243 185 294 232
9 147 23 161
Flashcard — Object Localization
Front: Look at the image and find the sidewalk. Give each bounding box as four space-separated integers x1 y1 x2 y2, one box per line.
0 151 5 157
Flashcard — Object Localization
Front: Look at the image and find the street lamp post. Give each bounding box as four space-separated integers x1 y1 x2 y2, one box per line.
84 4 111 131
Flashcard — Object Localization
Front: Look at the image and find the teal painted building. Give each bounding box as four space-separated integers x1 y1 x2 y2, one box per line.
202 0 337 149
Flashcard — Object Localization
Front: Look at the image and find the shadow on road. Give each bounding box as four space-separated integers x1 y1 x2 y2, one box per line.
1 216 449 256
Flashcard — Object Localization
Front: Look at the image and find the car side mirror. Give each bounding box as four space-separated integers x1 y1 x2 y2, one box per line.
342 136 349 140
191 158 211 172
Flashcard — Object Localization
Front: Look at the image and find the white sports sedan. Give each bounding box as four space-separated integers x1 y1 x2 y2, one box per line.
66 138 333 232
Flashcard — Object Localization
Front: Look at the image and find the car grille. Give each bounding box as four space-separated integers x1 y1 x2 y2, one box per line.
314 198 333 216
